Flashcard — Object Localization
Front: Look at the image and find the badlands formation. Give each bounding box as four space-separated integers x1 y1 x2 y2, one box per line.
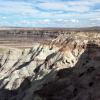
0 31 100 100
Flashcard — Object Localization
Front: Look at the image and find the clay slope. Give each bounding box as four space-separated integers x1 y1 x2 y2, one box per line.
0 33 99 100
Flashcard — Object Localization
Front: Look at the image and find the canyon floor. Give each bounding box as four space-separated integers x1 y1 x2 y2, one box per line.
0 28 100 100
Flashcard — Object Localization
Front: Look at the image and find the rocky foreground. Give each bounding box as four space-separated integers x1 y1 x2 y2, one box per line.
0 32 100 100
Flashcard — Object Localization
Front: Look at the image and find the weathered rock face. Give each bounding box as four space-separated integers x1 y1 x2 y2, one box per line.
34 43 100 100
0 32 100 100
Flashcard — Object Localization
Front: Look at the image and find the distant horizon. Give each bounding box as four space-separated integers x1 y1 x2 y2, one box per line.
0 0 100 27
0 26 100 28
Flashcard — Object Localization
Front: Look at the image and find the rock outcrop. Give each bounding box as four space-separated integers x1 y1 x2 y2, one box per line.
0 32 100 100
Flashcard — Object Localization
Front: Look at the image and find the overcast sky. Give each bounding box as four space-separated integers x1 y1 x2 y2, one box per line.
0 0 100 27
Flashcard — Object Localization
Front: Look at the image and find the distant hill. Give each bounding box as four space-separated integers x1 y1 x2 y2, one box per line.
0 26 100 32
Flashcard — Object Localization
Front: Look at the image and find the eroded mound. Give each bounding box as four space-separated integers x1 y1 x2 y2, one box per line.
35 43 100 100
0 33 99 100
